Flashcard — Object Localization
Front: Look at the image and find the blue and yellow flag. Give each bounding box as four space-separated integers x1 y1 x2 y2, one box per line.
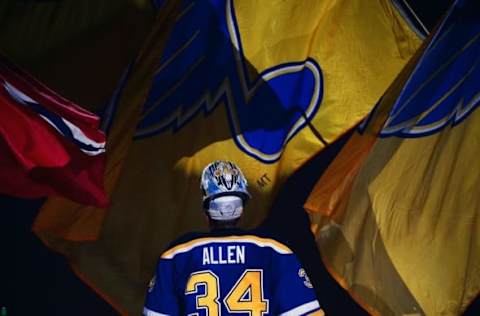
34 0 420 314
306 0 480 315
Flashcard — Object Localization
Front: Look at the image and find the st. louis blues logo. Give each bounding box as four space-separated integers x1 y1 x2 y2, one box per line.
361 3 480 137
135 0 323 163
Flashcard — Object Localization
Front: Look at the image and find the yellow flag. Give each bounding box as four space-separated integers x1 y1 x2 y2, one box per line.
34 0 420 314
306 1 480 314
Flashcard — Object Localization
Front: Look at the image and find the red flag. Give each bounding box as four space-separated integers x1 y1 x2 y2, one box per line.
0 55 107 207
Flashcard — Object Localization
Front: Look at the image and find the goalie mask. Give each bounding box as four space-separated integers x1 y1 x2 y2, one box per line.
200 161 250 211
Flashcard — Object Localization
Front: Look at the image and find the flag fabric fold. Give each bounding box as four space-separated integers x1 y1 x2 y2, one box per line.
305 1 480 315
0 55 107 206
33 0 421 314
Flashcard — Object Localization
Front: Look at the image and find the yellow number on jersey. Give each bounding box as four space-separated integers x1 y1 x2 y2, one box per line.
185 269 269 316
225 270 269 316
185 270 220 315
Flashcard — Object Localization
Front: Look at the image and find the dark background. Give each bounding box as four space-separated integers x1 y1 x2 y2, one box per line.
3 0 479 315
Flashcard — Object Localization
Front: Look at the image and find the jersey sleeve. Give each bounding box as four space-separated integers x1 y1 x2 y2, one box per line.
143 257 180 316
271 253 324 316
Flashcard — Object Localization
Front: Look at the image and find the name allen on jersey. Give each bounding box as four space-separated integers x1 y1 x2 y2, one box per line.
202 245 246 265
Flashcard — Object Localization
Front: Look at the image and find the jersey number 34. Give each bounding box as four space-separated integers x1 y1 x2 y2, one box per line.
186 269 269 316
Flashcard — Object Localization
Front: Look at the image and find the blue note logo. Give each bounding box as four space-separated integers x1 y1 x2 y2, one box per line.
135 0 323 162
298 268 313 289
365 17 480 137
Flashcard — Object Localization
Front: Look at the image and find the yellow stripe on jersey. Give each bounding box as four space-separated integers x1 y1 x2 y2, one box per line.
161 235 292 259
308 309 325 316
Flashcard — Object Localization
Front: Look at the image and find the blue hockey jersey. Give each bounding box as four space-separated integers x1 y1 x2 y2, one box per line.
144 229 324 315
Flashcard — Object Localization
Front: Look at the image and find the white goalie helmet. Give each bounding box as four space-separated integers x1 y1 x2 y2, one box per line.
200 161 251 219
